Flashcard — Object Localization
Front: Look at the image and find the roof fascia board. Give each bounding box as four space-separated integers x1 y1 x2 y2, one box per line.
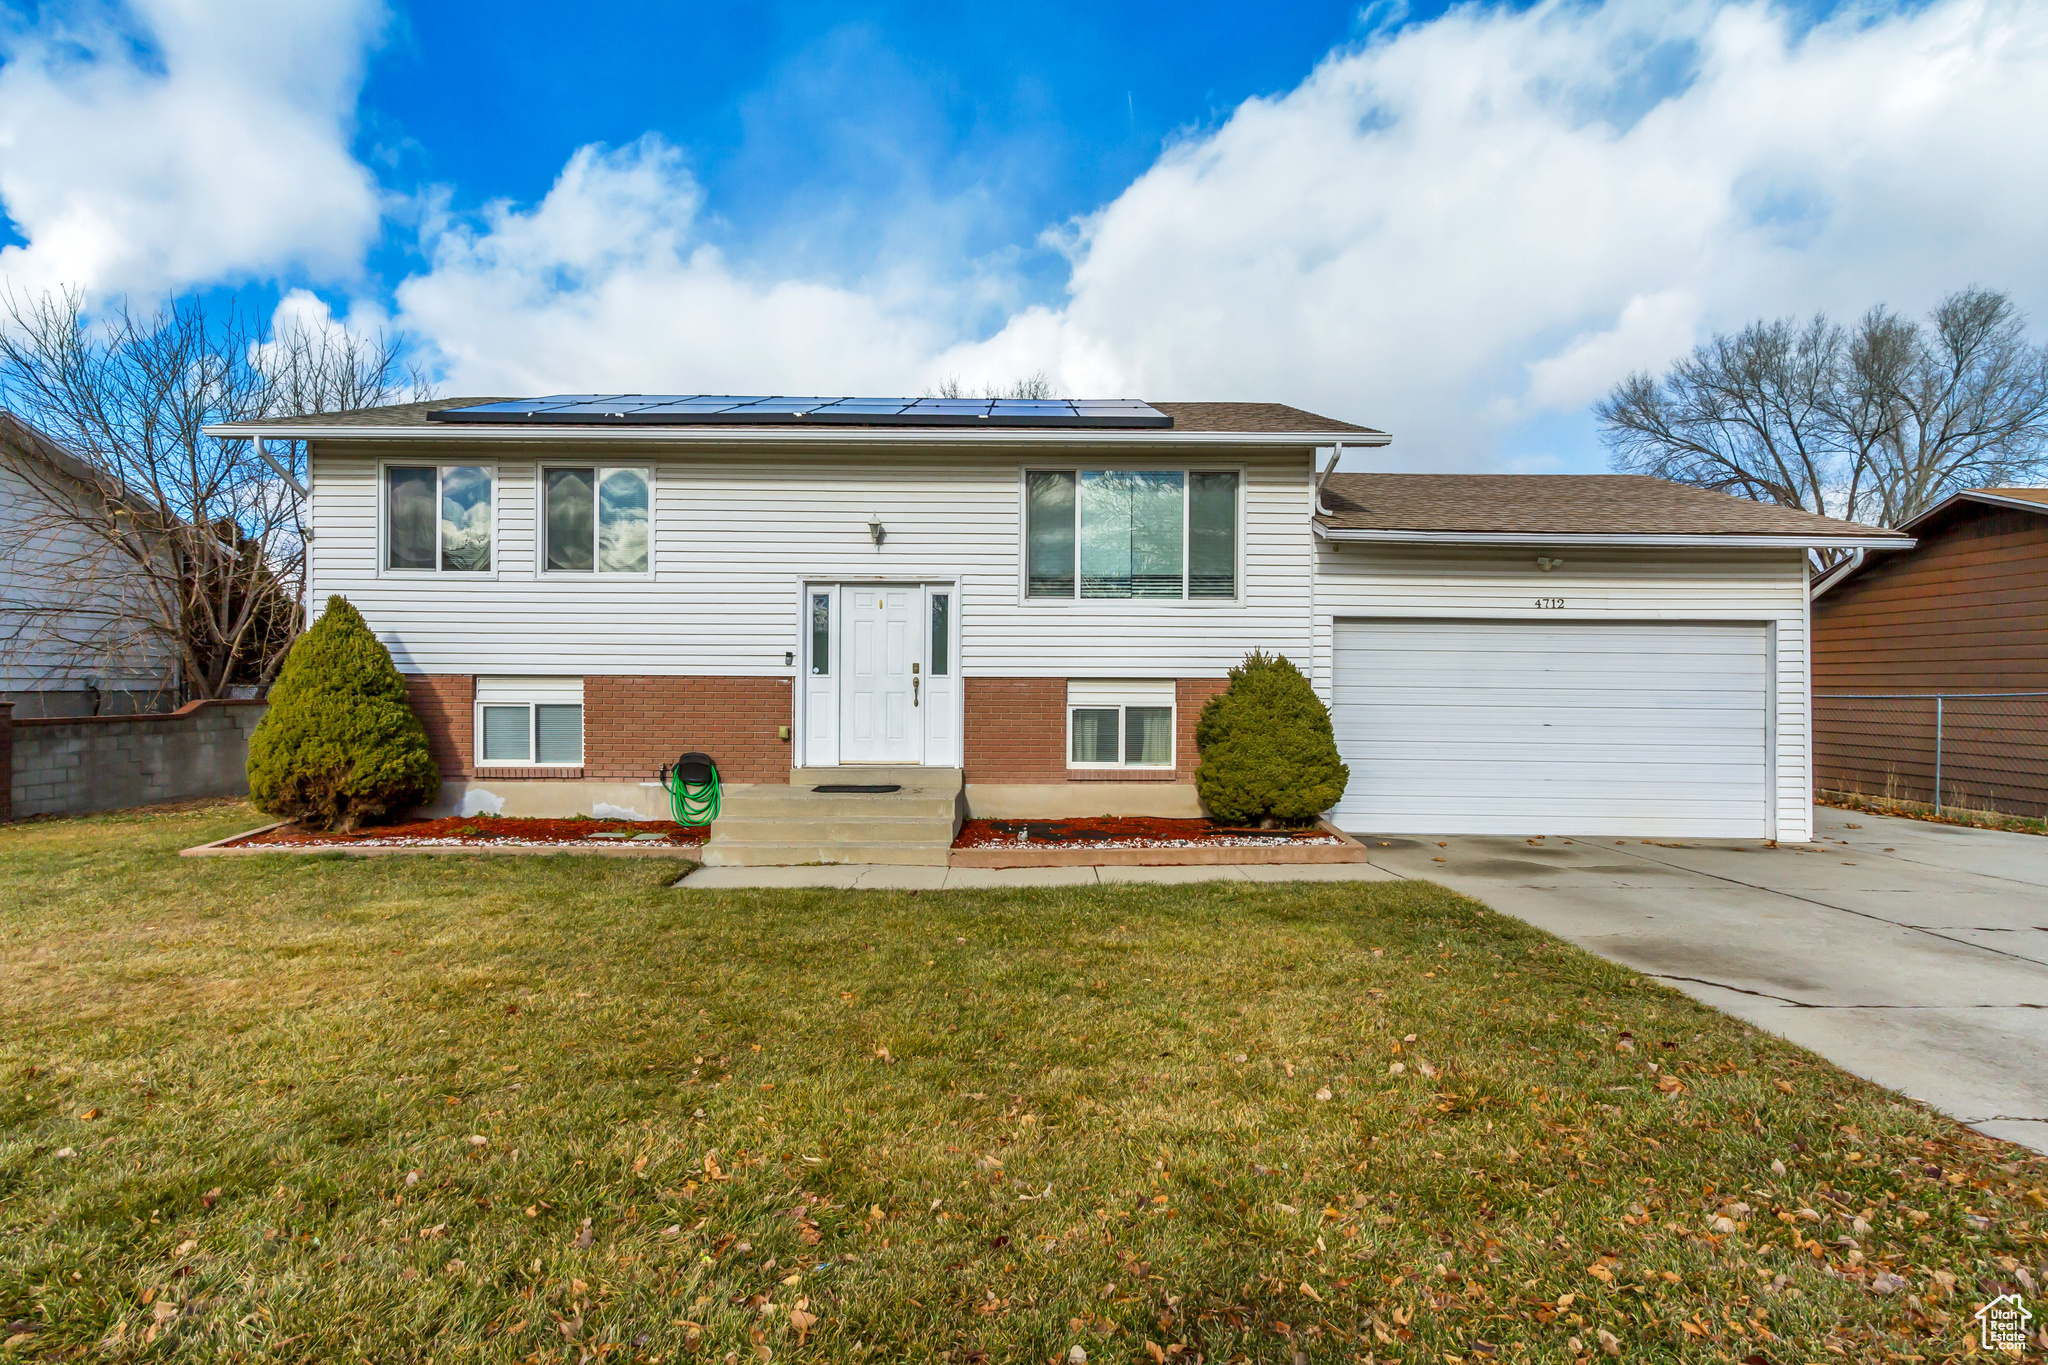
203 423 1390 447
1898 488 2048 533
1314 525 1913 550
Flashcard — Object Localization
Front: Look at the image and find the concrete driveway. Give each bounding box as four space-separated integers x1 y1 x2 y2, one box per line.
1360 806 2048 1153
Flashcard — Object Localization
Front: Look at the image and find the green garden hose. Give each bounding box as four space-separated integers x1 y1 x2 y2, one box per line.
664 752 721 826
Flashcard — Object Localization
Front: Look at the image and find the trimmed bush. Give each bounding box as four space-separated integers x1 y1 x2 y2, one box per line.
247 596 440 831
1194 650 1349 825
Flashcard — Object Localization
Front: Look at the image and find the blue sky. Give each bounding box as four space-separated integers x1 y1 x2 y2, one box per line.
2 0 2044 470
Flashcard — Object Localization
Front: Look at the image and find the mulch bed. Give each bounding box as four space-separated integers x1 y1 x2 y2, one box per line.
225 815 710 849
953 815 1341 851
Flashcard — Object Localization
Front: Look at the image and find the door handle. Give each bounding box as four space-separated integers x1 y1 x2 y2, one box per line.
913 676 920 706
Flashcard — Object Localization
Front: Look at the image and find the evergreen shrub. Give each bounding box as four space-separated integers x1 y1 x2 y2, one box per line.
1194 650 1349 825
247 596 440 831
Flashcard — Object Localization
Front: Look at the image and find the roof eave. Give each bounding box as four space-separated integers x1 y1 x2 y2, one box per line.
1314 525 1914 550
1898 487 2048 533
202 422 1391 446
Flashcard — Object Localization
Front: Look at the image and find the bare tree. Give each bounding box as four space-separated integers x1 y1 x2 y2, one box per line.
1599 287 2048 527
927 371 1058 399
0 289 430 702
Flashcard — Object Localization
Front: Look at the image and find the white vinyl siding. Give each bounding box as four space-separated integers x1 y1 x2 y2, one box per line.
1329 620 1770 837
1312 543 1813 841
306 445 1314 680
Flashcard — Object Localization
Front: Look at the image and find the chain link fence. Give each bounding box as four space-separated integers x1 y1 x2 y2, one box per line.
1814 692 2048 824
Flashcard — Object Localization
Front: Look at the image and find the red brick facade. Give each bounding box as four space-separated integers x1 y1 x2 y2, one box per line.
410 672 1215 787
960 676 1220 785
405 675 473 779
583 676 791 783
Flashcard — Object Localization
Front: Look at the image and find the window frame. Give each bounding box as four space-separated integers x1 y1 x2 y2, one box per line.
379 460 499 579
535 463 656 579
1064 684 1177 770
474 699 585 768
1018 465 1244 605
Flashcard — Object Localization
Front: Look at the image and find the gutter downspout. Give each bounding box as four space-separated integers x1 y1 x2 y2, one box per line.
1809 548 1863 601
251 436 310 499
1314 443 1344 516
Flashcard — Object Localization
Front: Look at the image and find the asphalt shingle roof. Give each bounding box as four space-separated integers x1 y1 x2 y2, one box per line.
1317 473 1906 539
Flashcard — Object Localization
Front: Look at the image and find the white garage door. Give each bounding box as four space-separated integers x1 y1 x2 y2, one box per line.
1330 620 1770 837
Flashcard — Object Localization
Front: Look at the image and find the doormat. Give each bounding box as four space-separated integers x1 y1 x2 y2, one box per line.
812 784 904 793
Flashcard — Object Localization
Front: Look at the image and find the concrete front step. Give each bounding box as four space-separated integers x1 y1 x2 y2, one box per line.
702 765 965 866
698 841 954 867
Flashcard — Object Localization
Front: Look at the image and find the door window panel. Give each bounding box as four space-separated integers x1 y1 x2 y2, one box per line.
930 593 950 675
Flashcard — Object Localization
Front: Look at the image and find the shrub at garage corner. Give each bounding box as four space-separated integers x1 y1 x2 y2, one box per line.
1194 650 1349 826
247 596 440 832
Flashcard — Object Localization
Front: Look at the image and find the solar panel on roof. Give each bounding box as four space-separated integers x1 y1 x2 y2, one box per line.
428 395 1173 428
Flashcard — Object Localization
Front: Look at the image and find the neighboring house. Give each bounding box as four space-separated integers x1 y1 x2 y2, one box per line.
0 412 178 717
207 396 1900 843
1809 486 2048 816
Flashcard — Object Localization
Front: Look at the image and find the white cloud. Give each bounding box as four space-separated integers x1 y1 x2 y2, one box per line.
0 0 387 300
932 0 2048 468
393 137 944 396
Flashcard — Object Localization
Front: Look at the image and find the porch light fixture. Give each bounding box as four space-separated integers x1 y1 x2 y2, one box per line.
868 515 886 548
1537 556 1564 572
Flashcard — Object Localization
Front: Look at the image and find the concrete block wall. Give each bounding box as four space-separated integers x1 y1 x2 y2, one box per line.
7 699 266 819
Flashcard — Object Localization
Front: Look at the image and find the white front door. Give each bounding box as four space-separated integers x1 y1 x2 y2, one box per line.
840 585 921 763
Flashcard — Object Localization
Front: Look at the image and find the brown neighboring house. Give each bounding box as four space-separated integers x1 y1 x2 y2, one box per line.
1810 487 2048 817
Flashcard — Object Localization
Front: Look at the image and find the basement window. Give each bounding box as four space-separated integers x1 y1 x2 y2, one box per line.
475 677 584 766
1067 680 1175 769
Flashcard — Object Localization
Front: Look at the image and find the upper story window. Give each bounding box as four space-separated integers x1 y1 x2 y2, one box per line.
387 465 493 573
1025 469 1238 600
544 467 651 574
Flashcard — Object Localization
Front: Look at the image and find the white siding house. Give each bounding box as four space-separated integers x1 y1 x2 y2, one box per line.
0 414 177 717
210 398 1904 838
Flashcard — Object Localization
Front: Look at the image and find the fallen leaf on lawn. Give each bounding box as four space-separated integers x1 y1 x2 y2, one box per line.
976 1154 1003 1172
175 1240 196 1256
1774 1079 1793 1093
202 1187 220 1208
1770 1159 1787 1177
445 1259 465 1274
788 1303 817 1344
1416 1061 1439 1079
1145 1341 1167 1363
3 1334 34 1350
1597 1327 1620 1355
661 1225 682 1237
1315 1087 1332 1102
53 1147 75 1159
421 1224 448 1239
1586 1263 1614 1283
1711 1216 1738 1234
1298 1282 1323 1302
405 1170 421 1186
1275 1203 1300 1216
1871 1272 1907 1293
80 1108 100 1121
573 1219 594 1249
1388 1062 1406 1076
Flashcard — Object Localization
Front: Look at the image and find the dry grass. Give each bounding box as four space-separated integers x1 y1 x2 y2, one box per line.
0 800 2042 1363
1817 792 2048 837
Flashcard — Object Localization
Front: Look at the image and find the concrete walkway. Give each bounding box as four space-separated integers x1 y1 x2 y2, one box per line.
1362 806 2048 1154
675 861 1401 890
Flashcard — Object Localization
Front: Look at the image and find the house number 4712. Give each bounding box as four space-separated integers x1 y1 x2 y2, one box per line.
1534 597 1565 609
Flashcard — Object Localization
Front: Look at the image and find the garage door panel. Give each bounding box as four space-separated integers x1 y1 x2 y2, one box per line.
1330 620 1770 837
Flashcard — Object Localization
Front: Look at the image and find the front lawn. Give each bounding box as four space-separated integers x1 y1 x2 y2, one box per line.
0 802 2039 1363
